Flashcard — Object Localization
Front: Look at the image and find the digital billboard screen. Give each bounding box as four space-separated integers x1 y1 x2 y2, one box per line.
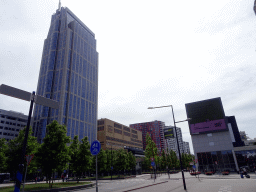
164 128 174 139
185 97 228 135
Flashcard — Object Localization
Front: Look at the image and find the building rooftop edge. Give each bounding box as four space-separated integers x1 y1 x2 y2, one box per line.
62 7 95 37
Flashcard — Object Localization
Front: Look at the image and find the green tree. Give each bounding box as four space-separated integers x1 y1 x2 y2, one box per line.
70 136 91 182
0 138 7 172
181 153 194 169
90 148 107 176
36 121 70 187
166 150 172 170
144 133 158 170
160 150 167 171
114 149 127 176
6 128 39 178
105 149 113 174
170 150 179 170
127 151 136 174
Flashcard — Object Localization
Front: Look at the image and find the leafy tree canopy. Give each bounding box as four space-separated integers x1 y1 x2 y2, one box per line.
36 121 70 181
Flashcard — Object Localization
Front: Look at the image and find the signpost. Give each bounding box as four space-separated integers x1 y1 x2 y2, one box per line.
0 84 58 192
151 161 156 182
23 155 34 192
90 140 101 192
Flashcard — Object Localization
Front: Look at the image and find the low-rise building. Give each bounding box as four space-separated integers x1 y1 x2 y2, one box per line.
0 109 28 141
97 118 143 150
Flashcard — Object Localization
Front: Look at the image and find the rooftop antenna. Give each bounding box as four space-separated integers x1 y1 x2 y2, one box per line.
58 0 61 11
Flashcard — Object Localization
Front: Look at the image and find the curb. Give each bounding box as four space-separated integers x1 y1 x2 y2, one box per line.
122 181 168 192
25 182 95 192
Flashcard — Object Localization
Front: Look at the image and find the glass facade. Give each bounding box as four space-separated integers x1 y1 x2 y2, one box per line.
197 150 236 172
32 7 98 144
235 149 256 171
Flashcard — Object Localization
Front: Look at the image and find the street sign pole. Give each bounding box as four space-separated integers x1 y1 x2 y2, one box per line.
90 140 101 192
15 91 35 192
23 155 34 192
22 161 29 192
0 84 58 192
96 155 98 192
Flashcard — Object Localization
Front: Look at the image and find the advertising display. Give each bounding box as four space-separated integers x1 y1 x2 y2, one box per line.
185 97 228 134
164 128 174 139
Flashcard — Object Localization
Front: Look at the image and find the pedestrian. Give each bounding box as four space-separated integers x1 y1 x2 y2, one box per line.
35 177 37 183
61 174 64 182
242 167 247 175
240 168 244 179
65 174 68 182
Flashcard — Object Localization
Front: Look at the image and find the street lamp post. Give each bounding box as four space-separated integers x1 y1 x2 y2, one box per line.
148 105 191 190
171 106 187 190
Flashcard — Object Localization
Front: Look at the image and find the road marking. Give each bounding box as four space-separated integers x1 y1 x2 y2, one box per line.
218 185 232 192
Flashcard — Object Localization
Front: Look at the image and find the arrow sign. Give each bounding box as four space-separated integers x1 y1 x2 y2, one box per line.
25 154 34 166
151 161 155 167
0 84 58 109
0 84 31 101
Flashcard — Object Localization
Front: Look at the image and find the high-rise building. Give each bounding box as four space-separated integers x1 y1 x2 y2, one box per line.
0 109 28 141
130 121 165 152
32 6 98 144
164 126 184 156
183 141 190 154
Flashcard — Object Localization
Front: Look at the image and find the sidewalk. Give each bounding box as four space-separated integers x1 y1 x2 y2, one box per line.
151 171 256 180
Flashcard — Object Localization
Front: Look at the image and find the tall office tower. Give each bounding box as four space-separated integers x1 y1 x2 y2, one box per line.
32 7 98 144
164 126 184 156
130 121 165 152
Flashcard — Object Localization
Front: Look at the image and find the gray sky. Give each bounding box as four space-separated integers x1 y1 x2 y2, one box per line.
1 0 256 154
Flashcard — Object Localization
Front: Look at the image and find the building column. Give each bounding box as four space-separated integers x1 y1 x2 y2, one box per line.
232 150 239 172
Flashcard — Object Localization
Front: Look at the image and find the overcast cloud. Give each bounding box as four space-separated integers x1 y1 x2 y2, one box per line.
1 0 256 153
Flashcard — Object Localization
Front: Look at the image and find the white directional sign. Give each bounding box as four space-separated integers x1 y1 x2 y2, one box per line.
0 84 58 109
0 84 31 101
35 95 59 109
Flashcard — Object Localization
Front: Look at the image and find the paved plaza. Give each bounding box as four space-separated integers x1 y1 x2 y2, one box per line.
76 172 256 192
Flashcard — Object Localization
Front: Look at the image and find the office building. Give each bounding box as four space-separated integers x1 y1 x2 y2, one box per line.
97 118 143 150
130 120 165 152
32 6 98 143
0 109 28 141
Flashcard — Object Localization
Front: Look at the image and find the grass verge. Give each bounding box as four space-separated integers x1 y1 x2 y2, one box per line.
0 181 91 192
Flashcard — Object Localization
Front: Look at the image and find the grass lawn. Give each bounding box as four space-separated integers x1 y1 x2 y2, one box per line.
0 181 91 192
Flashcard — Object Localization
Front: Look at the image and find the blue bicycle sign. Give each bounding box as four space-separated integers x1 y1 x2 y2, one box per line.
90 140 101 156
